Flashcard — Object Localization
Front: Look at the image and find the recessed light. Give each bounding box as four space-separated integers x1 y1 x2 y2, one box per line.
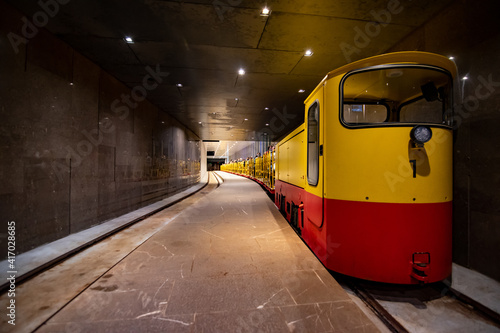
261 7 271 16
298 89 305 93
238 68 245 75
124 36 134 44
305 50 313 56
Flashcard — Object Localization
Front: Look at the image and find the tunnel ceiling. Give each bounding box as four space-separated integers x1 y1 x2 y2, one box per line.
8 0 453 142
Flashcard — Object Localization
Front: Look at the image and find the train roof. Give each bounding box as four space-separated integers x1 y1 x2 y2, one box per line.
305 51 458 105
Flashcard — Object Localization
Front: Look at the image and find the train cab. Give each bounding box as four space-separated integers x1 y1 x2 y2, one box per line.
275 51 457 284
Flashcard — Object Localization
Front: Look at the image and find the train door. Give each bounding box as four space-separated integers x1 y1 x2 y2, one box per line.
304 91 324 228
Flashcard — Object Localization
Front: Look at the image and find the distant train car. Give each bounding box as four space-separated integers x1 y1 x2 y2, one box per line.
221 148 275 194
224 51 456 284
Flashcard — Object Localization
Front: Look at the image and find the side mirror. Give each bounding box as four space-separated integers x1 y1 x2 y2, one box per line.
421 82 439 102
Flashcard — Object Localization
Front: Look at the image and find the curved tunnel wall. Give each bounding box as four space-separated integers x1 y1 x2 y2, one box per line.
0 3 202 256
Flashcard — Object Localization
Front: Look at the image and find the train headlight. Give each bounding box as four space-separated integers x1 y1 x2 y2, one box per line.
410 125 432 145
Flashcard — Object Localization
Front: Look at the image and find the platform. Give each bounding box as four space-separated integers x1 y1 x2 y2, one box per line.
5 172 379 332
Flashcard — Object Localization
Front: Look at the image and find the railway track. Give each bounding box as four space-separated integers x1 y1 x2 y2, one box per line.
338 276 500 333
262 171 500 333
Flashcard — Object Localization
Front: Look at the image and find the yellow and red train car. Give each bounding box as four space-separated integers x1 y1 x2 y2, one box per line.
225 51 456 284
221 148 276 194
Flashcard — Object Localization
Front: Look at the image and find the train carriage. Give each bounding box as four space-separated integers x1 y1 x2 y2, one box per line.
223 51 456 284
274 51 456 284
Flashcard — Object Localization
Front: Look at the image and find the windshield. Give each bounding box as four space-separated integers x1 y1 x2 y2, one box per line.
341 65 453 127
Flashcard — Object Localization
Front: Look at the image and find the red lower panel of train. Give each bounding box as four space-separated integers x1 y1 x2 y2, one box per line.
276 181 452 284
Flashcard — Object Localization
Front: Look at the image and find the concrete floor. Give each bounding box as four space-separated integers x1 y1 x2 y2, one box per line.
3 172 499 332
15 172 380 332
452 263 500 316
0 176 208 290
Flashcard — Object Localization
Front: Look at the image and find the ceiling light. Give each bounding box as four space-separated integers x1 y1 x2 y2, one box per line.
238 68 245 75
261 7 271 16
244 118 248 121
124 36 134 43
449 56 455 60
235 98 239 101
265 123 269 126
462 76 468 80
264 107 269 110
176 83 183 87
305 50 313 56
298 89 305 93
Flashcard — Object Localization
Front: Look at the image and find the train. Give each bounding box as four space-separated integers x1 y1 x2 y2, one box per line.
221 51 456 284
221 149 275 194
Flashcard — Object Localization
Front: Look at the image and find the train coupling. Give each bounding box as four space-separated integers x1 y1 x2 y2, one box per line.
410 252 430 283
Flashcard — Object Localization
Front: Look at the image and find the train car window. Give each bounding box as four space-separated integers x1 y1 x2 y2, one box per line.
341 65 453 128
307 102 319 186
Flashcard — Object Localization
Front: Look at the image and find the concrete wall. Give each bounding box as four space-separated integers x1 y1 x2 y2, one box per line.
388 0 500 281
0 3 201 257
